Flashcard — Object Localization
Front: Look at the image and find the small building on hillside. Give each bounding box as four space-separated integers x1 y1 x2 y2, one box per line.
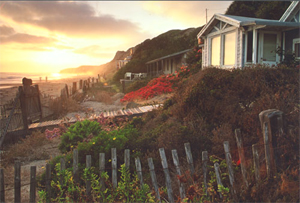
146 49 191 77
117 48 134 70
197 1 299 69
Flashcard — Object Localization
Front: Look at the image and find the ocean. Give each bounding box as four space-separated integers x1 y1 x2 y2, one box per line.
0 72 84 89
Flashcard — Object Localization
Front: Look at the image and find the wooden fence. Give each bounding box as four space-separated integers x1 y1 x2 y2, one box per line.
0 109 284 202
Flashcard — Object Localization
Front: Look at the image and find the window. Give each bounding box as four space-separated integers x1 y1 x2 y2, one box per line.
211 36 221 66
223 32 236 65
246 32 253 62
293 38 300 59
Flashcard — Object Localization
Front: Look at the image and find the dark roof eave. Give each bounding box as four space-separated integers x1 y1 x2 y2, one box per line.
146 49 192 64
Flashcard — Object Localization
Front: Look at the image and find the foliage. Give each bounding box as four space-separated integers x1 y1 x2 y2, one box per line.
59 120 102 153
38 163 155 202
125 78 151 93
225 1 290 20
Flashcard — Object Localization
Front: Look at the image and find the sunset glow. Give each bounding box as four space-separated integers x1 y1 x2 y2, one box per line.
0 1 232 74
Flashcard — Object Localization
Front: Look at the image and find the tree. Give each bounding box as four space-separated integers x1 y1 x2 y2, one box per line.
225 1 291 20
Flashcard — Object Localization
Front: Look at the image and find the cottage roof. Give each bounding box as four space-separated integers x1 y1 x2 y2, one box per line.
198 13 299 38
280 1 299 22
146 49 192 64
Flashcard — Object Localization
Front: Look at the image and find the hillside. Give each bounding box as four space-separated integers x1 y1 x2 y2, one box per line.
112 27 202 82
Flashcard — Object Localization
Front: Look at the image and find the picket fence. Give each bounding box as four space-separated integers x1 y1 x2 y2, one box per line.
0 109 283 202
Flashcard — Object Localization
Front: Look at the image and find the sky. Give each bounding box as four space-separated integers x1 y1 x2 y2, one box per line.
0 1 232 74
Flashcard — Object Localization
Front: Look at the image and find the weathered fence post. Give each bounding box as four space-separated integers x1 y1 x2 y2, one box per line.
148 158 161 203
135 157 144 187
79 80 83 89
252 144 260 183
202 151 208 196
159 148 174 203
60 158 66 185
214 163 223 198
184 143 195 175
86 155 91 197
46 163 51 202
223 141 236 194
99 153 105 191
73 149 79 182
65 84 69 98
14 161 21 203
30 166 36 203
19 86 28 130
235 129 248 188
72 82 77 95
124 149 130 170
112 148 117 189
0 168 5 203
259 109 283 178
171 149 186 200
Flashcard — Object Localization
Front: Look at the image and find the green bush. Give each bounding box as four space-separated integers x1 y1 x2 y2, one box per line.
59 120 102 153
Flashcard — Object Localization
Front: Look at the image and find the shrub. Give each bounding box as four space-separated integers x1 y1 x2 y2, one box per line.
59 120 102 153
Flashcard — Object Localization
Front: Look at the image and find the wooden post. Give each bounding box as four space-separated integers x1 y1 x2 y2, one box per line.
99 153 105 191
30 166 36 203
86 155 91 197
124 149 130 170
34 84 43 120
60 158 66 185
121 80 125 93
202 151 208 196
252 144 260 183
235 129 248 188
148 158 161 203
92 77 94 83
73 149 78 182
72 82 77 95
159 148 174 203
45 77 48 82
19 86 28 130
135 157 144 187
214 163 223 198
46 163 51 202
171 149 186 200
184 143 194 175
96 79 99 83
0 168 5 203
65 84 69 98
79 80 83 89
259 109 283 178
14 161 21 203
112 148 117 189
223 141 235 194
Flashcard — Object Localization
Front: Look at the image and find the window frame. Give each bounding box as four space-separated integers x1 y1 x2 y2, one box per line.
293 38 300 60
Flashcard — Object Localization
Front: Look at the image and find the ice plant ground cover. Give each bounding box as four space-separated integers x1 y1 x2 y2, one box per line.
120 65 190 102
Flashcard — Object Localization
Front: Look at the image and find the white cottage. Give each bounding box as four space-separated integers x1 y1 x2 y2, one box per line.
197 1 300 69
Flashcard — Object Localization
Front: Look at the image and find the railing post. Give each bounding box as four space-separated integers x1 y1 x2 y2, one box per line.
148 158 161 203
202 151 208 196
223 141 236 194
14 161 21 203
124 149 130 170
235 129 248 188
0 168 5 203
252 144 260 183
112 148 117 189
86 155 91 197
184 143 195 175
135 157 144 187
171 149 186 200
73 149 78 182
46 163 51 202
214 163 223 198
99 153 106 191
159 148 174 203
30 166 36 203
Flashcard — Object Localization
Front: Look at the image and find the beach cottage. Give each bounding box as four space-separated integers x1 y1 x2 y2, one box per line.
197 1 300 69
146 49 191 76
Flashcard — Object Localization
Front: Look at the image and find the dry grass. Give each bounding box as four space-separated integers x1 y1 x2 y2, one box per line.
91 91 113 104
49 97 82 118
1 130 51 168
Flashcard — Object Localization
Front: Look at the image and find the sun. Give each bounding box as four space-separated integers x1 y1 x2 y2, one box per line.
51 73 61 79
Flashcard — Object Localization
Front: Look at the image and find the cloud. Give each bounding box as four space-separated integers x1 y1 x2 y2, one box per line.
74 45 114 58
0 33 57 44
1 1 143 38
0 25 16 36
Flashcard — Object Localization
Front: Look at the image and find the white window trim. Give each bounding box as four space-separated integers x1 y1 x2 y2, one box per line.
258 30 281 65
293 38 300 59
208 30 237 68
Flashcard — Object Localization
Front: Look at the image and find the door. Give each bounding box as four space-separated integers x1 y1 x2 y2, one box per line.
258 32 281 66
